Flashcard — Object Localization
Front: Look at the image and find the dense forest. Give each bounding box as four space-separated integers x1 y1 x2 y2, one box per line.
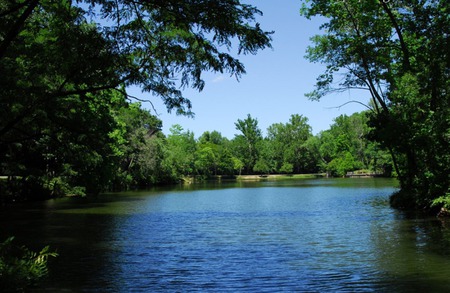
1 99 393 202
1 0 449 213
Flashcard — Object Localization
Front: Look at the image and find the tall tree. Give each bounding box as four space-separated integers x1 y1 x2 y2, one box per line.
164 124 197 180
233 114 263 173
301 0 449 211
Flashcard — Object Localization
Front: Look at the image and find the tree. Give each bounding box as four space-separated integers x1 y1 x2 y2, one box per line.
232 157 244 176
0 88 126 200
279 162 294 174
284 114 314 173
266 122 285 171
303 136 322 174
197 131 234 176
1 0 273 114
253 139 276 174
112 102 166 189
199 131 225 146
301 0 449 212
216 148 236 176
266 114 315 173
314 112 391 177
233 114 263 173
163 125 197 180
195 145 216 176
0 0 272 200
328 113 368 175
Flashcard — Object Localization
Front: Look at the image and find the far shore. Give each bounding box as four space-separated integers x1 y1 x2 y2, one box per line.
235 174 326 180
182 172 387 183
184 174 327 182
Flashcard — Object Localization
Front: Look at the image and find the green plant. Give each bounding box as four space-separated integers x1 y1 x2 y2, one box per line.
0 237 58 292
432 192 450 212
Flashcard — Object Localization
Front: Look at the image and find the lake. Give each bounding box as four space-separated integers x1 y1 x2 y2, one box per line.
2 178 450 292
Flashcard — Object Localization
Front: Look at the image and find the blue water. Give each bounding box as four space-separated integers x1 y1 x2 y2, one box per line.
2 178 450 292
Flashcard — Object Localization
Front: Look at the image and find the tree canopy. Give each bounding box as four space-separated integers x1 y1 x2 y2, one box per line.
301 0 450 211
0 0 272 200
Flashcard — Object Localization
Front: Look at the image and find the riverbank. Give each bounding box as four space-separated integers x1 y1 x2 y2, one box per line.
181 173 327 184
236 174 326 181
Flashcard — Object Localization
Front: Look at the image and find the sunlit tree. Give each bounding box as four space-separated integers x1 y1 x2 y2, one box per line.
301 0 449 211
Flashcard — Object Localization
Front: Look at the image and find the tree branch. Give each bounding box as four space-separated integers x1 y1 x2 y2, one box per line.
342 1 389 112
0 0 40 60
325 100 373 112
114 88 161 116
47 84 119 98
379 0 411 71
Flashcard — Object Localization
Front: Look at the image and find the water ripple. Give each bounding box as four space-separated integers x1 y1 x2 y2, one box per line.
5 179 450 292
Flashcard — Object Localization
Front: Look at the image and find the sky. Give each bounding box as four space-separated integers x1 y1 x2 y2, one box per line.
133 1 370 139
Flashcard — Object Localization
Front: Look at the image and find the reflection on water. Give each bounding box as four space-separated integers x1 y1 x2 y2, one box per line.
1 178 450 292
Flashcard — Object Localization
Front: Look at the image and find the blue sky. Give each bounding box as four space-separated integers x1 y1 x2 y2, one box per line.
136 1 370 139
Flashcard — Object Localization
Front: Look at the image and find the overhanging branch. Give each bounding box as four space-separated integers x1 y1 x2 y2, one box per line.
325 100 373 112
114 88 161 116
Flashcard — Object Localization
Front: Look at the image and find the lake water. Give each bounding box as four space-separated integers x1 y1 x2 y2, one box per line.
2 178 450 292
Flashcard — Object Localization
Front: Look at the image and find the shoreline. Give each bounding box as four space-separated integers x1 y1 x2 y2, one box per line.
183 173 387 183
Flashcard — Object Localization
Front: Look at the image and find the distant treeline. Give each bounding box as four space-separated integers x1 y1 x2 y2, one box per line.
0 93 393 202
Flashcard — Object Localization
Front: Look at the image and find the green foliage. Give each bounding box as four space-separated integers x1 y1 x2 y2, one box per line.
317 112 389 177
233 114 263 173
3 0 419 202
232 157 245 176
0 0 272 201
110 102 166 188
253 159 270 174
0 237 58 292
163 125 197 180
432 193 450 212
328 152 361 177
279 162 294 174
138 110 386 180
44 176 86 197
301 0 449 212
266 114 315 173
195 146 216 176
195 131 234 176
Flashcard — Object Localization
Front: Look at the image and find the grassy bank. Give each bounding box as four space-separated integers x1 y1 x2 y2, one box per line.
236 174 326 181
181 174 325 184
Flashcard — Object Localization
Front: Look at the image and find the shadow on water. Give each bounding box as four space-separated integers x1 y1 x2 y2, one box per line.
0 207 119 291
368 207 450 292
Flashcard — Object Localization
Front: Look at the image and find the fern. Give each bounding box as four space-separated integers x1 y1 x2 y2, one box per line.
0 237 58 292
